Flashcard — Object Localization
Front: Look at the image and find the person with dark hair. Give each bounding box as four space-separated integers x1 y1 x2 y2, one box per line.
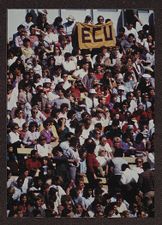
124 10 143 28
53 16 63 29
84 15 93 24
14 25 26 48
7 10 155 218
13 109 26 130
23 12 34 35
25 150 41 175
21 38 34 61
62 52 77 73
23 121 40 147
120 164 139 205
8 123 22 153
85 139 99 188
96 15 105 25
138 162 154 208
108 149 128 195
53 147 69 185
40 120 56 144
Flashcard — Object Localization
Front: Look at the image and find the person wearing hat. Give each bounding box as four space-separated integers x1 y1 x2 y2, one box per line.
84 89 99 114
117 85 126 102
63 15 75 36
137 73 153 94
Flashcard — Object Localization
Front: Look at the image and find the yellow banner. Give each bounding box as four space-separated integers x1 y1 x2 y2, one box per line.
77 21 116 49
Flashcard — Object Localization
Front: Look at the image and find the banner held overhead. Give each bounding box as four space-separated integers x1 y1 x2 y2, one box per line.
76 21 116 49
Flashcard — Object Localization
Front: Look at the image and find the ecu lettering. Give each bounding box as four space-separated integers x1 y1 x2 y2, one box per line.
92 27 103 42
82 27 91 43
103 25 113 41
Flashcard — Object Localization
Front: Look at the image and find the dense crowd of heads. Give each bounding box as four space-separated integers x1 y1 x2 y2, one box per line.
7 10 155 218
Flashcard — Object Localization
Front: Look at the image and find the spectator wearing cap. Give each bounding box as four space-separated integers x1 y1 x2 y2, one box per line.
84 89 99 114
63 15 75 36
141 93 152 111
138 74 153 94
116 85 126 103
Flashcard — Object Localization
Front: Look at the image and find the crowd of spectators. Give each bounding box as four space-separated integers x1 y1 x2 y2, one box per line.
7 9 155 218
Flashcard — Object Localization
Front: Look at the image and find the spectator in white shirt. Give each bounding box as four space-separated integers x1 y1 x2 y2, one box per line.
32 58 42 77
8 123 21 145
124 23 138 41
43 24 58 49
53 45 64 66
62 52 77 73
63 15 75 36
13 109 26 130
85 89 99 114
23 121 40 147
34 135 53 157
95 136 112 158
